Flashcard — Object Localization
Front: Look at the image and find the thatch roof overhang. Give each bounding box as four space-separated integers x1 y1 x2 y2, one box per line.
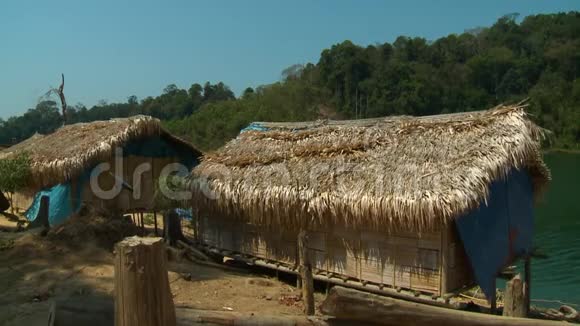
0 116 201 190
190 104 551 232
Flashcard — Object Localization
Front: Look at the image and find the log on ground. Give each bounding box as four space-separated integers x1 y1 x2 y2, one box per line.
320 286 564 326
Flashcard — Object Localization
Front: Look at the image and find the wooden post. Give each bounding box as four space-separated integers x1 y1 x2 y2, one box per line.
503 274 526 317
30 195 50 229
524 257 531 315
490 278 497 314
154 211 158 236
114 236 176 326
298 230 315 316
140 212 144 232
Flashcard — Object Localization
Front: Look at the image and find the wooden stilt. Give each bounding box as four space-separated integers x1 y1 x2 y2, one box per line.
298 230 315 316
524 257 531 315
153 211 158 236
140 212 144 233
490 278 497 314
114 237 176 326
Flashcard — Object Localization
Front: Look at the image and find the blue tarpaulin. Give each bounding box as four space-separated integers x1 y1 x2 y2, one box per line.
455 168 534 301
25 183 77 226
240 123 269 133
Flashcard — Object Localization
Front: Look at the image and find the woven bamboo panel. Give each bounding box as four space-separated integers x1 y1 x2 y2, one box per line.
273 241 297 265
393 246 419 266
307 231 326 251
308 249 327 270
382 260 395 286
417 248 439 270
417 232 441 250
394 265 411 288
410 268 440 293
360 257 383 284
327 253 359 279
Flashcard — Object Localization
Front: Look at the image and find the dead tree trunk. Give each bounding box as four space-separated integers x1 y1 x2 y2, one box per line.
504 274 526 317
298 230 315 315
321 286 561 326
56 74 67 125
114 236 176 326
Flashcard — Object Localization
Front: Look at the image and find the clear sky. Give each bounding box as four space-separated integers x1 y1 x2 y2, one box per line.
0 0 578 119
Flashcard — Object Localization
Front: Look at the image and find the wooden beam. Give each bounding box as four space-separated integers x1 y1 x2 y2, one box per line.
321 286 562 326
114 237 176 326
298 230 315 315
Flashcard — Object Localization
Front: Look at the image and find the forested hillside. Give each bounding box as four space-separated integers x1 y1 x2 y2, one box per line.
1 12 578 151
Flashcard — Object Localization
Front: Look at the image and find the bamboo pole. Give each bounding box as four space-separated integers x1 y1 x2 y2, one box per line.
298 230 315 315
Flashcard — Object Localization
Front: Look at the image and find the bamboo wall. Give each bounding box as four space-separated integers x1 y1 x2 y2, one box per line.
200 216 474 296
80 155 178 213
12 155 183 217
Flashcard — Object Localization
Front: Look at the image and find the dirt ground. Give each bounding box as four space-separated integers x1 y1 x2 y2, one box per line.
0 214 324 326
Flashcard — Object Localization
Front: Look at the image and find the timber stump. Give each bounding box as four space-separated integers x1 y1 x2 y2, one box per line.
114 236 176 326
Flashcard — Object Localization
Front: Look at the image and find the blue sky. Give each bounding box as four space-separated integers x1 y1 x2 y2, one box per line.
0 0 578 119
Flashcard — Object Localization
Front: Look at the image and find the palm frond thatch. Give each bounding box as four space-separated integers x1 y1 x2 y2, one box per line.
190 104 550 232
0 116 200 190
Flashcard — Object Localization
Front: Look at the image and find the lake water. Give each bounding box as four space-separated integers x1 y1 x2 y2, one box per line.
531 152 580 307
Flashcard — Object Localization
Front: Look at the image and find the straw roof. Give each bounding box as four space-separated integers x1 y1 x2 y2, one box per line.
0 116 201 190
190 103 550 231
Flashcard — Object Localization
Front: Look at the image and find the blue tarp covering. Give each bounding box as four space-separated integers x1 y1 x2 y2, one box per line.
25 183 76 226
175 208 193 220
455 169 534 301
240 123 269 133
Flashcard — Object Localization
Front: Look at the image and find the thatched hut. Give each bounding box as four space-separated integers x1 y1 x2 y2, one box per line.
0 116 201 225
190 104 550 301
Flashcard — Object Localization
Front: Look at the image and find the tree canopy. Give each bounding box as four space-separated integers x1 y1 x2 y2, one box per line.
1 12 578 151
